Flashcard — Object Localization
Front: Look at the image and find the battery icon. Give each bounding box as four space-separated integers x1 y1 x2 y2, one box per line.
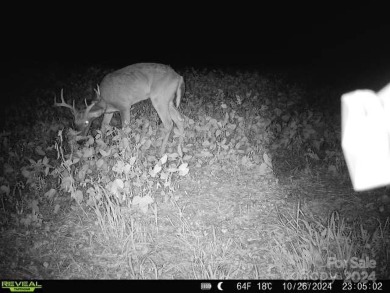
201 282 212 290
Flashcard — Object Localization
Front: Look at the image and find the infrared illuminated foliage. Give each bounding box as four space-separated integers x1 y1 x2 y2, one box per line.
0 67 343 224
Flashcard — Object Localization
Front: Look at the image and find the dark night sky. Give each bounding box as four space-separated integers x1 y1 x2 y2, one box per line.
2 4 390 93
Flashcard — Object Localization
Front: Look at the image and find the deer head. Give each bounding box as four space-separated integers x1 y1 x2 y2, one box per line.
54 89 104 136
54 63 184 154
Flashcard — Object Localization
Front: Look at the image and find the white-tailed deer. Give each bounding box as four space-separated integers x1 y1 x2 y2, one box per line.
54 63 184 154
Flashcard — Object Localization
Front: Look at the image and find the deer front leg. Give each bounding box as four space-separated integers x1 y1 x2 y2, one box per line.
120 109 131 129
101 112 113 135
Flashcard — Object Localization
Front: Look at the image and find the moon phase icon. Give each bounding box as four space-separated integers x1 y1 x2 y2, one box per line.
217 282 223 291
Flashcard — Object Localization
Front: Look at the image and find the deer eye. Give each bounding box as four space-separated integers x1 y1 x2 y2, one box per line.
84 121 89 125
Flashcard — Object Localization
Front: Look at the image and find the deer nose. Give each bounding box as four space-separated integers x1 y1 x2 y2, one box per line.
75 124 88 136
80 128 89 136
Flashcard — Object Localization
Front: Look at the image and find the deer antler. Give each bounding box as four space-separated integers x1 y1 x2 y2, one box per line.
54 89 77 116
84 99 97 116
94 85 100 97
80 85 100 116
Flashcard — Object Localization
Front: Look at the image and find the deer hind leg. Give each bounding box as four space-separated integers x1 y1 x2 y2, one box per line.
151 97 173 155
169 100 184 147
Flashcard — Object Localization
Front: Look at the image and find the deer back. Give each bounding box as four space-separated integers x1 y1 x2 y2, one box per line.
97 63 182 113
